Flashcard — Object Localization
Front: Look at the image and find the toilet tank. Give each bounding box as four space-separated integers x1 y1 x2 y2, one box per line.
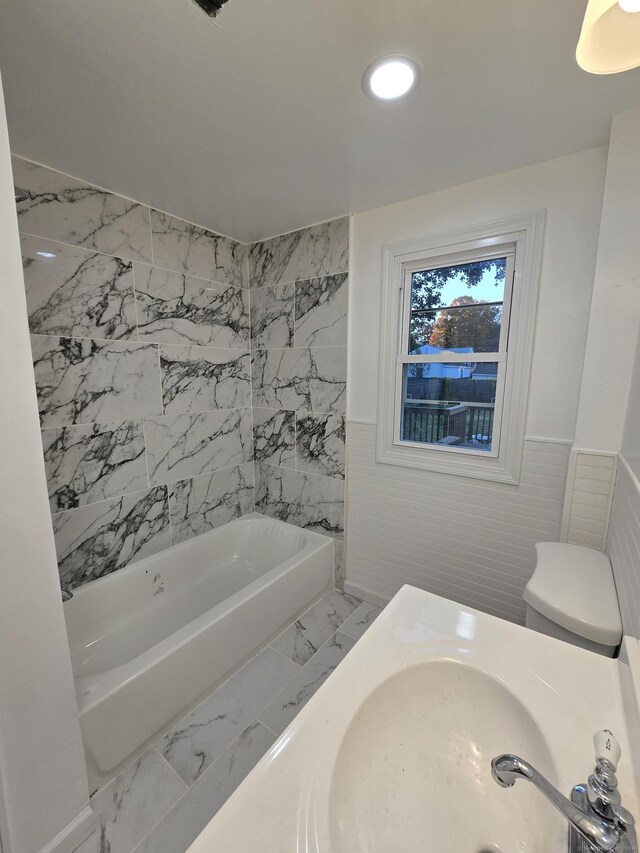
523 543 622 657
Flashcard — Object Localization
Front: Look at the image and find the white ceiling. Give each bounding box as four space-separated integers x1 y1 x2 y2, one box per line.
1 0 640 243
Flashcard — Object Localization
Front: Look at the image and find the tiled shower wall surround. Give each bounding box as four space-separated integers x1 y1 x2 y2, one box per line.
248 219 349 569
13 156 253 588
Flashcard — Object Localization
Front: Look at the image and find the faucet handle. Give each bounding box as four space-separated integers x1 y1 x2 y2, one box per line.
594 730 621 770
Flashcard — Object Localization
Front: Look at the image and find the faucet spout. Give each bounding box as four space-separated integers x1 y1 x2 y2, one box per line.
491 754 621 852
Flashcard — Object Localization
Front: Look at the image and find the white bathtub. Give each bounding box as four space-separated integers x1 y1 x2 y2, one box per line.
63 513 333 774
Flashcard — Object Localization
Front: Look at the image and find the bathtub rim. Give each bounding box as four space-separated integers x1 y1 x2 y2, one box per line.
69 513 335 713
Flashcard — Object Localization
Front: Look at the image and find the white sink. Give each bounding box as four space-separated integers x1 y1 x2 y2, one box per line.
330 661 563 853
188 586 640 853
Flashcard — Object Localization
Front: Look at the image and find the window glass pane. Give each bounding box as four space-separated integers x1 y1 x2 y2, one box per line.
409 304 502 355
401 363 498 452
409 257 506 355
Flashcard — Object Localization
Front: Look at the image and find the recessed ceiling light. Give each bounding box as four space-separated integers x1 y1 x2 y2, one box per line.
36 251 56 258
619 0 640 11
362 55 421 102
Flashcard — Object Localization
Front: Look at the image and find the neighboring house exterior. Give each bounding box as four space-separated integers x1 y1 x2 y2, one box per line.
408 344 475 379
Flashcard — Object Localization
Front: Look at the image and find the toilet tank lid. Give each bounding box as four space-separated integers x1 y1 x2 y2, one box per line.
523 543 622 646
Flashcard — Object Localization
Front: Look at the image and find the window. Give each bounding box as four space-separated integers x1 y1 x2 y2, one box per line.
377 212 545 484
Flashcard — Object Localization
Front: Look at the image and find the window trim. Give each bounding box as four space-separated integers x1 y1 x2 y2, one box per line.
376 211 546 485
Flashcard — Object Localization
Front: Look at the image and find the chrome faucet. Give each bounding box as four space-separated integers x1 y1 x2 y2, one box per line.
491 731 637 852
61 582 73 602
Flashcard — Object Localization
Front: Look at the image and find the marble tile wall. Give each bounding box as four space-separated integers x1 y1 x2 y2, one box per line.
248 218 349 582
14 156 253 588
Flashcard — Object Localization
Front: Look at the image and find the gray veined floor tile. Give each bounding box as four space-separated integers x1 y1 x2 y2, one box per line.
90 747 187 853
339 602 383 641
258 631 356 735
156 646 299 786
270 589 360 666
132 722 276 853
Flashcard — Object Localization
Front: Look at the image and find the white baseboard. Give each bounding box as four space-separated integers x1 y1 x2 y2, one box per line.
344 580 392 609
39 807 95 853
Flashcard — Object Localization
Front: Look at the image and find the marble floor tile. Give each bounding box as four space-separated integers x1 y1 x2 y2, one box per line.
295 273 348 347
144 408 252 487
150 211 245 288
90 747 187 853
296 412 345 479
21 236 137 341
270 590 360 666
131 723 275 853
71 831 99 853
31 335 162 428
53 486 171 588
42 420 147 512
252 408 295 468
250 282 294 349
160 345 250 414
249 217 349 289
258 632 356 735
168 463 254 544
134 265 249 348
13 157 152 263
157 647 299 786
339 602 383 642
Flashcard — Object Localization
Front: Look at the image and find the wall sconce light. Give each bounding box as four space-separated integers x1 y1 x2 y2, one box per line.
576 0 640 74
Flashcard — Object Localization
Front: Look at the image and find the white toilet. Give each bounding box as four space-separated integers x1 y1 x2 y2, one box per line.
523 542 622 657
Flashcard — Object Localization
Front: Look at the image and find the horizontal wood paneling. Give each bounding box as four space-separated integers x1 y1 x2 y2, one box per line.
564 451 616 550
345 423 570 624
607 458 640 639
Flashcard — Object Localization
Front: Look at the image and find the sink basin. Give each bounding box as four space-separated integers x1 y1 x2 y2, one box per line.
186 586 640 853
330 660 564 853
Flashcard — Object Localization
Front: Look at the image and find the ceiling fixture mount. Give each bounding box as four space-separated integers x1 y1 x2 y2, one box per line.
577 0 640 73
362 55 421 102
192 0 230 18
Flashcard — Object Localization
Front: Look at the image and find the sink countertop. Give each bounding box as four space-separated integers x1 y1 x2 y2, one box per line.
187 585 640 853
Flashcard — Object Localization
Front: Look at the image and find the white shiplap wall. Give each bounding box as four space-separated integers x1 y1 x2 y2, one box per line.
561 450 617 550
607 458 640 639
345 422 570 625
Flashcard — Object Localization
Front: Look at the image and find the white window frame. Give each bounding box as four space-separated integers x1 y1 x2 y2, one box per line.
376 211 545 485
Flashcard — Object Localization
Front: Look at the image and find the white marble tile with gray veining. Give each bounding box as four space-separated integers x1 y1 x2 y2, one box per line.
253 408 295 468
334 539 345 589
249 216 349 289
31 335 162 428
255 462 344 539
251 347 346 414
144 408 252 487
90 747 186 853
270 589 360 666
134 264 249 348
13 157 152 262
295 273 348 347
53 486 170 588
132 723 275 853
168 463 254 544
340 602 383 642
42 419 147 512
71 831 99 853
21 236 136 341
250 282 294 349
160 345 250 414
157 647 298 786
150 210 246 288
296 412 345 479
258 632 355 735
